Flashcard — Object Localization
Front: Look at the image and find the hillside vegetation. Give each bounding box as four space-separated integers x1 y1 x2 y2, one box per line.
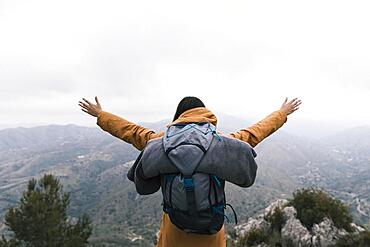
233 188 369 247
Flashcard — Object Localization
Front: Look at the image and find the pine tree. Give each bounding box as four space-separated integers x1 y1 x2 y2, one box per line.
0 174 92 247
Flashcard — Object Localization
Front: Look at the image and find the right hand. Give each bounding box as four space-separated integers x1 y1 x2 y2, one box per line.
79 96 102 117
280 97 302 115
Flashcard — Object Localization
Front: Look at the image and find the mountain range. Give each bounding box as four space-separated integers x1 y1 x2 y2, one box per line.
0 117 369 246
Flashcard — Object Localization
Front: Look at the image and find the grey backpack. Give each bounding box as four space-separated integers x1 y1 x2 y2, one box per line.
160 122 237 234
128 121 258 234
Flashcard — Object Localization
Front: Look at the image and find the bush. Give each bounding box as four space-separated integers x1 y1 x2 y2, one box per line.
265 207 286 232
237 228 268 247
335 230 370 247
266 230 283 246
288 188 352 231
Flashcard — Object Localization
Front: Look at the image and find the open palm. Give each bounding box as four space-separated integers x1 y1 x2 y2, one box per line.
280 97 302 115
78 96 102 117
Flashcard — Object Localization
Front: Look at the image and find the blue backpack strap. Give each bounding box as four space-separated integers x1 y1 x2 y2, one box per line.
183 175 197 218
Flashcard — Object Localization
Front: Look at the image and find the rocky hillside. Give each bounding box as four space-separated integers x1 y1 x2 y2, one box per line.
231 190 368 247
0 121 369 246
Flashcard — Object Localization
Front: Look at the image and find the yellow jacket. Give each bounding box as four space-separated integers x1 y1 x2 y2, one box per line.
97 107 287 247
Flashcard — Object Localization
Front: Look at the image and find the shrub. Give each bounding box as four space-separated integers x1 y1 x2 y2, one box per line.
335 230 370 247
288 188 352 231
267 230 283 246
237 228 268 247
265 207 286 232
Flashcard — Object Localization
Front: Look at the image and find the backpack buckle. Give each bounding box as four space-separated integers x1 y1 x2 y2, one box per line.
183 178 194 192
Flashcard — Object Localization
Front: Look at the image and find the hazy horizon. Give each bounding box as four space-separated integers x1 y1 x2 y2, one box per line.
1 1 369 130
1 111 369 141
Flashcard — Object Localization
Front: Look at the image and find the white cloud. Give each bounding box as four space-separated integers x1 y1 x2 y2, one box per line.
0 0 369 129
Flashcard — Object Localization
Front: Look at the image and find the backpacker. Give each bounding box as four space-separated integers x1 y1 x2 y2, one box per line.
160 122 237 234
128 121 258 234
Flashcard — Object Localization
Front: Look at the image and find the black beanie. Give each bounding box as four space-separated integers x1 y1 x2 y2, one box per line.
172 96 205 121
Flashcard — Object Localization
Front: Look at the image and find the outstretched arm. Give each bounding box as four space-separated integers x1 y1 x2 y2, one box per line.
229 98 301 147
79 97 162 150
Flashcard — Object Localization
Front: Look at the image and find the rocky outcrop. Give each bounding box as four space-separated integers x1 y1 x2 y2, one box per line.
282 206 296 220
311 218 347 246
235 217 270 239
264 199 288 217
281 216 312 246
235 199 288 241
234 199 364 247
0 221 5 232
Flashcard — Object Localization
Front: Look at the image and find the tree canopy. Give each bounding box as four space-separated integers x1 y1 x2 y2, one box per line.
0 174 92 247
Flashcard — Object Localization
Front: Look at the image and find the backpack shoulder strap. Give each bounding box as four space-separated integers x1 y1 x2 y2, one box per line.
183 174 197 217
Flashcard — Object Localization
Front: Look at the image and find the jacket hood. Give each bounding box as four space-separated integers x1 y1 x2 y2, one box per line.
170 107 218 126
163 122 216 175
163 107 218 175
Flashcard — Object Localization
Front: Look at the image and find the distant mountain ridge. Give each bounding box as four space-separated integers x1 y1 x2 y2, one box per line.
0 120 369 246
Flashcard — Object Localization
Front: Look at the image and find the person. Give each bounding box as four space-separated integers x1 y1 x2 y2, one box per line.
79 96 301 247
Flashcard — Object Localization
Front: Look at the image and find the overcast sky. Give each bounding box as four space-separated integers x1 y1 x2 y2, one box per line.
0 0 369 131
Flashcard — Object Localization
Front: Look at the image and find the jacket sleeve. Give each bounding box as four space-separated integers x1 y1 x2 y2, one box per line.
229 109 287 147
97 111 164 151
128 151 161 195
